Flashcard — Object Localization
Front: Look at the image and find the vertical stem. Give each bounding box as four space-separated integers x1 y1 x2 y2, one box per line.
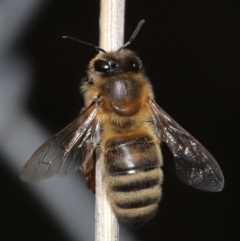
95 1 125 241
95 148 119 241
99 0 125 51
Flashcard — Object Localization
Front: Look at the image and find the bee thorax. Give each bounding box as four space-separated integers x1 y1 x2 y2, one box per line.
107 76 141 116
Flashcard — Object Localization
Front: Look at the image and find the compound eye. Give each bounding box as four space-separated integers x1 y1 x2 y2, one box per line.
94 59 110 72
129 60 139 71
124 59 140 72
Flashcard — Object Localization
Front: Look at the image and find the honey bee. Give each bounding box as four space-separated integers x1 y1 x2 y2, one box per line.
20 20 224 227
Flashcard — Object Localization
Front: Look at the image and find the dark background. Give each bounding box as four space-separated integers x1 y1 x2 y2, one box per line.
1 1 239 240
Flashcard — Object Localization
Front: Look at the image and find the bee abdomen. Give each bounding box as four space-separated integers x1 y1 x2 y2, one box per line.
105 135 161 175
104 135 163 227
112 175 160 192
106 169 163 227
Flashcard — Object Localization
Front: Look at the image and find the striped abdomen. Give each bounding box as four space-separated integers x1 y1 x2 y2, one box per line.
104 134 163 227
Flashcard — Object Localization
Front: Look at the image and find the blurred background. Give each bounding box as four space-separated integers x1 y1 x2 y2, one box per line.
0 1 239 240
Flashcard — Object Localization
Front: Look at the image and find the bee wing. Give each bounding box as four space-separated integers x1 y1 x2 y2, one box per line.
148 99 224 192
20 99 102 181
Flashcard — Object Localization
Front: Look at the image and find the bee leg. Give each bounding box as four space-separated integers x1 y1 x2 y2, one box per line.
80 149 96 193
86 166 95 193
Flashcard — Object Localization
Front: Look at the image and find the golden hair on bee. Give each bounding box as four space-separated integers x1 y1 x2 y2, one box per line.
21 20 224 228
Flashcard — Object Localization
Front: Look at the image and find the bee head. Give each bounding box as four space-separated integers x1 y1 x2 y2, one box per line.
65 20 154 116
86 50 144 116
90 49 143 74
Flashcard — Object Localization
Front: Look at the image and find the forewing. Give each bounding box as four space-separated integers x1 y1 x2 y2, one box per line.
148 99 224 192
20 99 102 181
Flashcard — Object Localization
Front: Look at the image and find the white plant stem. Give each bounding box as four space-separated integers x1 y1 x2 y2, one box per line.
95 1 125 241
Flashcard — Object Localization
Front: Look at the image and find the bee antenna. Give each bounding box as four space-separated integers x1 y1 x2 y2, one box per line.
118 19 145 51
62 36 106 53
